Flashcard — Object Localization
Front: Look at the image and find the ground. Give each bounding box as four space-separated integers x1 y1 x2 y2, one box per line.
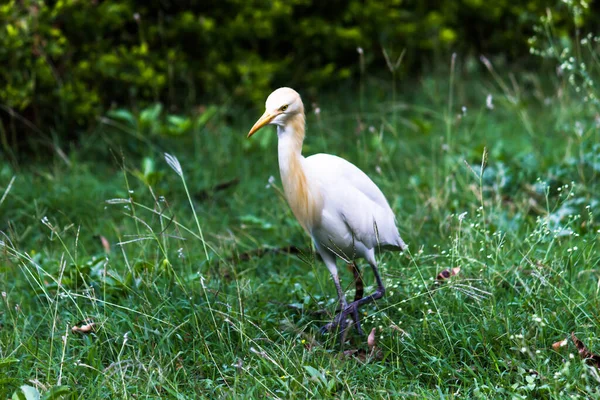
1 66 599 398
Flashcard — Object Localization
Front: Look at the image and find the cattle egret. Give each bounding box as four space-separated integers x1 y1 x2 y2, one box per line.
248 87 406 340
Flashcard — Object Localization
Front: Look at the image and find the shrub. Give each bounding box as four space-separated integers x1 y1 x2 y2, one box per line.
0 0 594 155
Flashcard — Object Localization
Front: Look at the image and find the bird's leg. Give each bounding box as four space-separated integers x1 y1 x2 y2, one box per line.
349 262 364 302
343 259 386 321
347 262 364 335
319 272 349 336
318 250 350 339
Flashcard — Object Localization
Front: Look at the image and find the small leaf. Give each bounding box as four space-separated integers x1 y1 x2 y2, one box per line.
139 103 163 125
42 385 72 400
303 365 320 379
166 115 192 135
105 109 136 127
142 157 155 177
552 338 568 351
0 357 19 368
303 365 326 385
72 318 96 334
326 378 335 392
13 385 40 400
367 328 377 351
239 215 273 230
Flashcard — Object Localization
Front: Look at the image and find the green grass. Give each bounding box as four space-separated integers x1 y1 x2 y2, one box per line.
1 65 600 399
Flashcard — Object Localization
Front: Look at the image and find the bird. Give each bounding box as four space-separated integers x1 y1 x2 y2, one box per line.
247 87 406 340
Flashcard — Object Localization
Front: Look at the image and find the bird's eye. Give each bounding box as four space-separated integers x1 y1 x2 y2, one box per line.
280 105 288 112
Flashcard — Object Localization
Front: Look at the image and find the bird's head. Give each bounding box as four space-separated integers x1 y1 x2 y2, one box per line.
247 87 304 137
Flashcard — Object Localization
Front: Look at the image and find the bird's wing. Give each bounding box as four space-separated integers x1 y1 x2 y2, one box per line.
304 153 405 250
305 154 390 208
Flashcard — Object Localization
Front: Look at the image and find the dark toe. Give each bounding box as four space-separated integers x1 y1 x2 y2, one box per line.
320 311 349 336
319 323 333 335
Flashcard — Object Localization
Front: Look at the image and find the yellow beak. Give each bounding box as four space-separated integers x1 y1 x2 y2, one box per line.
248 110 276 138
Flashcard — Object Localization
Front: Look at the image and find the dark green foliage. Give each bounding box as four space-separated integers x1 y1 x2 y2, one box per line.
0 0 593 153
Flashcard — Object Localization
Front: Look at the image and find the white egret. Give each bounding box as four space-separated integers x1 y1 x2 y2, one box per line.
248 87 406 339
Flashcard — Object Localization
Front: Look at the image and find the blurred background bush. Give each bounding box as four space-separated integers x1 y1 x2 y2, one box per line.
0 0 595 155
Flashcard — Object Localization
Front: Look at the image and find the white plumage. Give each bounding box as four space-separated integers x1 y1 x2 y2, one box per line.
248 87 406 339
304 153 405 255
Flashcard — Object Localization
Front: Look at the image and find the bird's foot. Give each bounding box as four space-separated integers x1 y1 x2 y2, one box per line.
320 302 363 338
319 311 348 336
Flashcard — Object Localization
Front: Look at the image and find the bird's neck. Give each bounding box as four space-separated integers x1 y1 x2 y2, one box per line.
277 113 320 232
277 113 305 162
